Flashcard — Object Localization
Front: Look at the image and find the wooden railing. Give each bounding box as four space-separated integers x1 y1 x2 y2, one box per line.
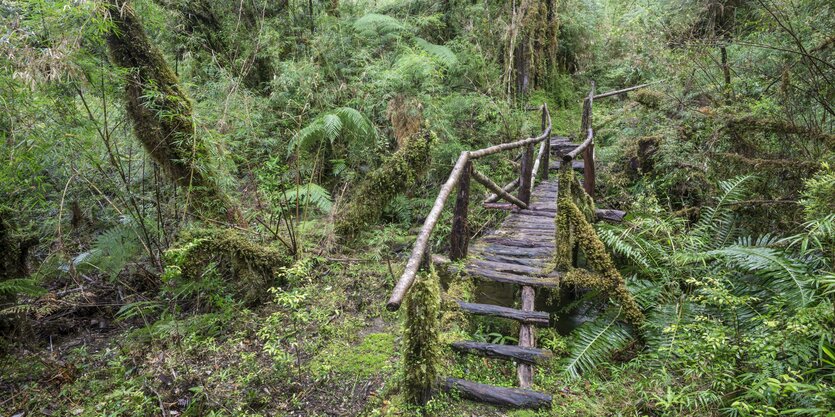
386 104 553 311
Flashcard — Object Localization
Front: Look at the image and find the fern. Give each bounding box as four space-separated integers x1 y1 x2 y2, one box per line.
414 37 458 68
353 13 404 37
288 107 376 160
563 307 632 378
283 182 333 214
0 278 45 297
690 175 754 251
706 244 812 306
74 224 142 281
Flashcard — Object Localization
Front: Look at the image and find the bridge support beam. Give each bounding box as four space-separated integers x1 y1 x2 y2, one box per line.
450 161 472 260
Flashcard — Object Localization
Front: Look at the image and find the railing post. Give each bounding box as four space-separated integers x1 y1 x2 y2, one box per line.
539 107 550 180
581 82 596 199
518 144 534 205
449 161 472 260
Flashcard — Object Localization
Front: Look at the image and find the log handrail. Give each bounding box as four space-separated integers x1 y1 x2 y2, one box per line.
386 104 552 311
564 128 593 161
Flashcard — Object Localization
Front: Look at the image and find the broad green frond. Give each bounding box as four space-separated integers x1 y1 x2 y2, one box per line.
414 37 458 68
707 245 811 306
644 299 698 357
335 107 374 140
288 120 325 156
690 175 754 251
283 182 333 214
322 114 343 144
563 308 633 378
0 278 45 297
353 13 404 37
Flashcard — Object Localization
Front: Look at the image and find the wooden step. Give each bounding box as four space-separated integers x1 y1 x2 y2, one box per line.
456 301 550 325
469 259 544 275
451 341 554 364
550 160 585 171
464 267 561 288
443 378 553 409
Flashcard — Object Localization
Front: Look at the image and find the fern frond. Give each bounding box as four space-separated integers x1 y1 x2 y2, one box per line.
644 298 698 357
283 182 333 214
0 278 45 297
414 37 458 68
288 120 324 156
321 114 343 144
353 13 404 37
563 308 633 378
690 175 754 251
334 107 375 141
707 245 812 306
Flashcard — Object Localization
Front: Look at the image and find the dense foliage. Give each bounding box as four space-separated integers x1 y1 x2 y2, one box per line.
1 0 832 416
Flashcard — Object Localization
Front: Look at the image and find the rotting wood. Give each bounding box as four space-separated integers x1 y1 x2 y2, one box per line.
451 341 553 364
464 267 561 287
595 208 626 222
472 169 528 209
455 301 550 325
517 285 535 388
443 378 553 409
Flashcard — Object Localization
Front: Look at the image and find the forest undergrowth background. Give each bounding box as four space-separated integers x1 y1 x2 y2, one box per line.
1 0 833 416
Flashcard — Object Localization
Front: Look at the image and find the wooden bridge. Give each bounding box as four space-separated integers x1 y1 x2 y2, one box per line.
387 83 643 409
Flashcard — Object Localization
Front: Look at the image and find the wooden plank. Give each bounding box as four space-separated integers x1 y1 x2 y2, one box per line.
451 341 553 364
462 268 561 288
456 301 549 325
468 259 543 275
443 378 553 409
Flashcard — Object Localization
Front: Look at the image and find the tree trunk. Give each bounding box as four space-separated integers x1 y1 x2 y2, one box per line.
104 0 244 226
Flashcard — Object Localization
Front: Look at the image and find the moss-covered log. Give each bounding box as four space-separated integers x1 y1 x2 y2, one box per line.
403 268 441 406
163 228 290 302
104 0 243 224
335 129 433 237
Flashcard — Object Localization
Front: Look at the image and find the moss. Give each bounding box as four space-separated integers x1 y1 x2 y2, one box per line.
440 275 474 338
104 1 242 224
163 228 290 302
403 268 441 406
335 128 433 238
310 332 395 379
553 165 643 324
633 89 664 109
562 202 644 324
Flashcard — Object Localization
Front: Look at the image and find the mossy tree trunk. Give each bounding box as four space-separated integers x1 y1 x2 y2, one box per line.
403 268 441 406
335 129 433 238
506 0 559 97
104 0 244 226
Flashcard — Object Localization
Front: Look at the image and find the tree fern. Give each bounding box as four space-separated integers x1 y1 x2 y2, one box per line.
288 107 376 161
414 37 458 68
353 13 404 37
563 307 632 378
76 224 142 281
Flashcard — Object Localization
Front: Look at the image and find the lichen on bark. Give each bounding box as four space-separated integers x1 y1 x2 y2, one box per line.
403 267 441 406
